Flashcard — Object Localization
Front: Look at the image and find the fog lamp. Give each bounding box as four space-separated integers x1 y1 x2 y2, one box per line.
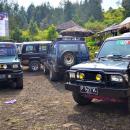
96 74 102 81
79 73 85 80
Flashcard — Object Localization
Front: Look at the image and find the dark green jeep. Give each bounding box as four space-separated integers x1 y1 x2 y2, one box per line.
0 42 23 89
65 33 130 112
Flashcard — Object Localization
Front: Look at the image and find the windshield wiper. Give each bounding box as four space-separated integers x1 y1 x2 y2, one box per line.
122 55 130 59
98 55 123 60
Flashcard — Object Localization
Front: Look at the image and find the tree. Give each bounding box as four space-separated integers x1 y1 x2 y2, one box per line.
28 20 39 35
122 0 130 18
88 0 103 20
18 6 28 29
103 7 124 25
11 27 23 42
80 0 90 22
27 4 35 23
64 0 74 21
47 25 58 40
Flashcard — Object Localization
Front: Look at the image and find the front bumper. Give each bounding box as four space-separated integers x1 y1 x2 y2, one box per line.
0 71 23 82
65 82 130 98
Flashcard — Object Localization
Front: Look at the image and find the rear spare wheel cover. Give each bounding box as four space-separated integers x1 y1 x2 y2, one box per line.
64 53 74 66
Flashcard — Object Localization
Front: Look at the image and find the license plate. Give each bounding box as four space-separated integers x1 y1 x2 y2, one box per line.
80 86 98 95
0 74 5 79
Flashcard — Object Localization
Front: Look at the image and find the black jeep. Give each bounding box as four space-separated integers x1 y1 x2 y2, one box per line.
43 38 90 81
20 41 52 72
65 33 130 112
0 42 23 89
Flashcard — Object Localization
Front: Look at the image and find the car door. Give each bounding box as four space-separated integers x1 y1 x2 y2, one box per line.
79 44 90 62
21 44 38 65
47 44 57 68
39 44 48 64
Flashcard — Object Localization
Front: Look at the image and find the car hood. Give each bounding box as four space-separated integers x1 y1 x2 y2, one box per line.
0 56 19 64
71 59 130 72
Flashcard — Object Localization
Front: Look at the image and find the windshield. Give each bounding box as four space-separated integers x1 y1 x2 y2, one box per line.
0 44 16 56
98 40 130 58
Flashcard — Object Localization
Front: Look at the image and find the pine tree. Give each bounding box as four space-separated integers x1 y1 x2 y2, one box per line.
88 0 103 20
64 0 74 21
122 0 130 18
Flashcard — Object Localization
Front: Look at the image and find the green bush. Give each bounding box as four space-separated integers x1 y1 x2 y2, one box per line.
87 45 100 60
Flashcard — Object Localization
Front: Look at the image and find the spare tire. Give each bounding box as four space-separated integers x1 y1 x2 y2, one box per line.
61 51 76 67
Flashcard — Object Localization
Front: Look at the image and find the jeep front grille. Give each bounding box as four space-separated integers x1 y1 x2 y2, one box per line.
78 70 106 83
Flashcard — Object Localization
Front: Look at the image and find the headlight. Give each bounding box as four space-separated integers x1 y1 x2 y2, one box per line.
69 72 75 79
111 75 123 82
3 64 7 69
13 64 19 69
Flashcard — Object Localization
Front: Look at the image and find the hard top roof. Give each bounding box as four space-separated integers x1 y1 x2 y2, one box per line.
23 41 52 44
55 40 85 44
0 42 15 44
106 32 130 41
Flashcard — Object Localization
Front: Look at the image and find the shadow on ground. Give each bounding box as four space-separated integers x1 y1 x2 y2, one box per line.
67 102 130 130
0 82 22 97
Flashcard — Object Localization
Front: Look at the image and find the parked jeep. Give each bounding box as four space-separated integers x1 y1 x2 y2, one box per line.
20 41 52 72
43 38 89 81
65 32 130 112
0 42 23 89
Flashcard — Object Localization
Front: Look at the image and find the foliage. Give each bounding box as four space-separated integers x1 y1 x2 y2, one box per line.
11 27 23 42
46 25 58 40
88 0 103 20
84 7 124 32
103 7 124 25
28 20 39 35
84 20 106 32
122 0 130 18
0 0 128 43
88 45 100 60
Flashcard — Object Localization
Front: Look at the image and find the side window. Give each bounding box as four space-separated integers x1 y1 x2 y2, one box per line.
25 45 36 53
39 45 47 53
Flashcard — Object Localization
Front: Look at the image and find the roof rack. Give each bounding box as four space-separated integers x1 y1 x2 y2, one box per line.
57 36 85 41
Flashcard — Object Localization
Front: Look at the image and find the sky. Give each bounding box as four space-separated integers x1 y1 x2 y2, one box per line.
15 0 122 10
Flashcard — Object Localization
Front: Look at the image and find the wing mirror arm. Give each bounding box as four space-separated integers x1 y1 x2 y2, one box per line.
95 51 99 57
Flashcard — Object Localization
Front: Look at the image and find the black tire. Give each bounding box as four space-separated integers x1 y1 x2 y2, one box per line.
72 91 92 105
15 78 23 89
49 67 58 81
61 51 76 67
43 65 49 75
29 60 40 72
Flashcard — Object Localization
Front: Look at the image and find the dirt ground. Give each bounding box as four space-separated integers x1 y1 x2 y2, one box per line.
0 69 130 130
